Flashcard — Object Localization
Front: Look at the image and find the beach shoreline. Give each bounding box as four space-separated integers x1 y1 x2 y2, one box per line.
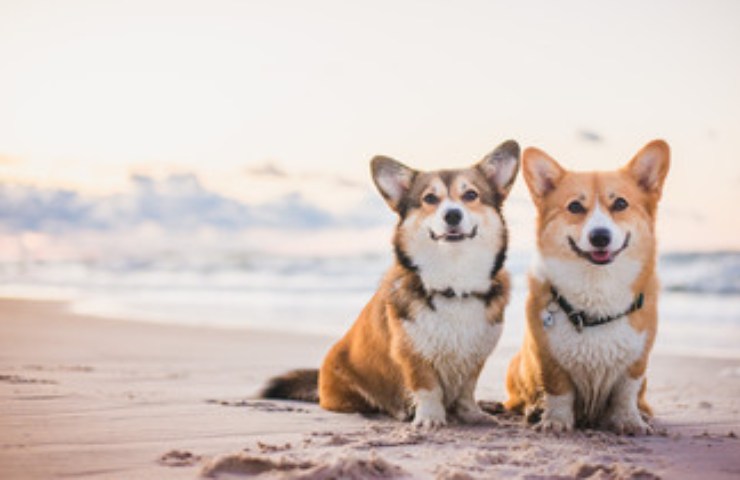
1 298 738 479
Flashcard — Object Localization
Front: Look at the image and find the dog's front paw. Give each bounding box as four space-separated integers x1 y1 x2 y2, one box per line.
412 403 447 429
412 387 447 429
534 408 574 433
605 410 653 436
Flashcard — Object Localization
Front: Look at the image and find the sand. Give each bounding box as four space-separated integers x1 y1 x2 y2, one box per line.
0 298 738 479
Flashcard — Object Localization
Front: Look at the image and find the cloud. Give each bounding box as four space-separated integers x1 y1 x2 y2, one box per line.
0 172 395 263
577 129 604 143
0 172 387 235
244 162 288 178
252 192 335 229
334 176 365 189
0 184 91 232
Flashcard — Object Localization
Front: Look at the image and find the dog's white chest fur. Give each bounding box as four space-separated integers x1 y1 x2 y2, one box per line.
544 308 646 420
533 254 649 422
539 256 642 317
403 299 502 407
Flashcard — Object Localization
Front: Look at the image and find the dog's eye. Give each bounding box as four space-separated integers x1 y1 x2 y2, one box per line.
461 190 478 202
423 193 440 205
611 197 629 212
567 200 586 214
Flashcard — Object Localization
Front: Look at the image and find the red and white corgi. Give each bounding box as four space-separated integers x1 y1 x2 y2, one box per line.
505 140 670 434
262 140 520 428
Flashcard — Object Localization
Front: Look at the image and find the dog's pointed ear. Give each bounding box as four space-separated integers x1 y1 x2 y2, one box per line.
477 140 520 199
625 140 670 198
371 156 416 212
522 147 565 200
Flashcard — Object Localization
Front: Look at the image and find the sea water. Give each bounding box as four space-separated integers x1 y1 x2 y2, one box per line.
0 251 738 359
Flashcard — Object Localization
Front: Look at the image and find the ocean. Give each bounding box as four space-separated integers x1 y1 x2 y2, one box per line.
0 250 738 359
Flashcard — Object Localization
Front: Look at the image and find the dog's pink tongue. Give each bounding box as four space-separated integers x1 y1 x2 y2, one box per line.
591 250 611 262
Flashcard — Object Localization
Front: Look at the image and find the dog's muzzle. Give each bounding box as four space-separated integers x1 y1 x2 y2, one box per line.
429 225 478 242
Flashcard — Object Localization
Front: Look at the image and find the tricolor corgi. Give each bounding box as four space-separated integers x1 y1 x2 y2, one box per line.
261 140 520 428
505 140 670 434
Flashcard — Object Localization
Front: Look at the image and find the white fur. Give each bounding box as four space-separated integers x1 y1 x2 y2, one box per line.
605 374 651 434
539 391 575 432
533 221 649 426
412 386 447 428
576 201 627 253
609 375 643 416
541 304 646 423
405 209 504 294
453 375 495 424
534 251 641 318
404 298 503 408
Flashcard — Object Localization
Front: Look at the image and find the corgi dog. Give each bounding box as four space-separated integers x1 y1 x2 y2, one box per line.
505 140 670 435
261 140 520 428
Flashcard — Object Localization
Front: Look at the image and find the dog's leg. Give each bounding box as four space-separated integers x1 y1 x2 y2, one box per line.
530 352 576 432
452 370 496 425
412 384 447 428
604 356 653 435
536 390 575 432
604 374 652 435
400 363 445 428
504 351 527 412
535 365 575 433
391 335 447 428
637 376 653 419
319 362 376 414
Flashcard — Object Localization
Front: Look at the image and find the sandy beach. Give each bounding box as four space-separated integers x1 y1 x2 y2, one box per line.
0 298 738 479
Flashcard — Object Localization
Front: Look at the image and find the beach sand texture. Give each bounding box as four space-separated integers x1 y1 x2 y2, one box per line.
1 298 738 479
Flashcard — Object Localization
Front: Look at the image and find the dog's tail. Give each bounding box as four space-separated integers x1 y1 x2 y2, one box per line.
259 368 319 403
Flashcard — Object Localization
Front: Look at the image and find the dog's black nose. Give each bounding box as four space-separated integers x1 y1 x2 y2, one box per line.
589 228 611 248
444 208 463 227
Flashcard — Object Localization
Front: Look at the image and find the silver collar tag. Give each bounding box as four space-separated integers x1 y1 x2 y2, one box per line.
541 301 559 328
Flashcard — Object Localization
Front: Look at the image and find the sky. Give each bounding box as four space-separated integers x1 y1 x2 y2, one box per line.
0 0 739 253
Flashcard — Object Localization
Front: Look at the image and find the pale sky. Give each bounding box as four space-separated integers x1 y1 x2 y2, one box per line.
1 0 739 251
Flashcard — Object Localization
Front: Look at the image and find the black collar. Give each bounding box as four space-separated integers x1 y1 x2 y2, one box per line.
393 235 508 311
550 286 644 333
427 283 503 310
395 245 506 280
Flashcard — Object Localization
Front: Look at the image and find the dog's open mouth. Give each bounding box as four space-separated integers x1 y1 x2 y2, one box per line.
430 225 478 243
567 232 631 265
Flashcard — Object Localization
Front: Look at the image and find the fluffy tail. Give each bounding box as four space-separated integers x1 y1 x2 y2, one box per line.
259 369 319 403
